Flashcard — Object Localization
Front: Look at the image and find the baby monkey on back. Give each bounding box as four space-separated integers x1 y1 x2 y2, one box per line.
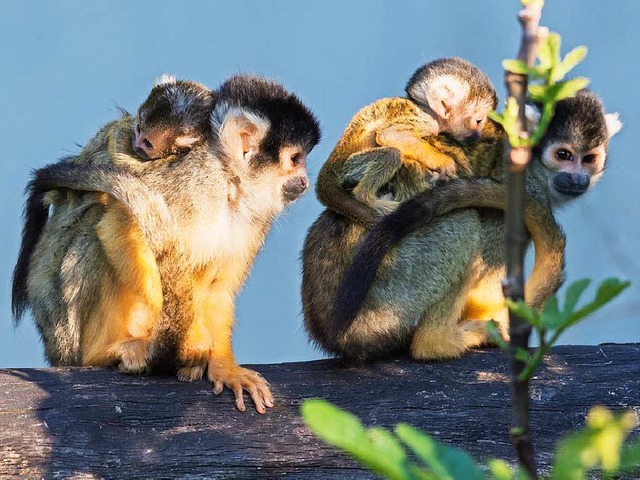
316 57 497 225
12 75 215 323
304 89 621 364
132 75 215 160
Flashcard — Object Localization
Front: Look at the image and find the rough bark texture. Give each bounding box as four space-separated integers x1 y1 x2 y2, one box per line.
1 344 638 479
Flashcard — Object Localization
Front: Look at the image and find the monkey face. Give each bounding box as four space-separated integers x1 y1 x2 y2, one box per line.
542 141 607 204
444 103 493 145
133 122 202 161
278 146 310 203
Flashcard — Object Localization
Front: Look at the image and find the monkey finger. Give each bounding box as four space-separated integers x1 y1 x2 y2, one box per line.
245 384 266 414
213 379 224 395
232 385 246 412
258 384 274 408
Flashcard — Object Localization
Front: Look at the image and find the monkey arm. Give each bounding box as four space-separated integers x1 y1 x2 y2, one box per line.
342 146 404 217
376 123 458 178
330 178 566 334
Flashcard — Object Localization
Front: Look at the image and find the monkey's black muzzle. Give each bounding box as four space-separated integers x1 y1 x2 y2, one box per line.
553 172 590 197
283 176 309 203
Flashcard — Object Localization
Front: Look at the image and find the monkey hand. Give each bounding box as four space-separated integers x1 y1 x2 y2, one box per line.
207 359 275 414
372 198 400 215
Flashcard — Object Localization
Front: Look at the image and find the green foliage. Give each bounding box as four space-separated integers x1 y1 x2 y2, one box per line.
491 32 589 148
302 400 640 480
551 406 639 479
498 278 630 381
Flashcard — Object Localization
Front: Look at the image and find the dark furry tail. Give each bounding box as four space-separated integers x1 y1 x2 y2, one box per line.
11 162 110 323
11 184 50 323
329 177 565 336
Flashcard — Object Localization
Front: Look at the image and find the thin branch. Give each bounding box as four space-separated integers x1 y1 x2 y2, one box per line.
503 1 546 479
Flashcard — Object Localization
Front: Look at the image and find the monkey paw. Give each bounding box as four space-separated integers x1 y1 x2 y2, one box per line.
177 363 206 382
373 199 400 215
207 360 274 414
114 338 149 375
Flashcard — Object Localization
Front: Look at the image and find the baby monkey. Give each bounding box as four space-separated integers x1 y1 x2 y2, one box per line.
317 57 497 225
132 74 215 160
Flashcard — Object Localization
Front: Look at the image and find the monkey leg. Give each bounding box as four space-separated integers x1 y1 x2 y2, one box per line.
345 147 403 215
460 267 510 343
410 237 507 360
340 210 482 362
180 285 274 414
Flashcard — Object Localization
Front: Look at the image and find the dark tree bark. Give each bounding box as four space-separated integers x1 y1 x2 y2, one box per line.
1 344 638 479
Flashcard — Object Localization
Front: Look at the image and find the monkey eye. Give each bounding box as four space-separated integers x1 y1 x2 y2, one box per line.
555 149 573 161
135 124 141 135
475 119 483 126
583 154 597 164
291 152 302 166
143 139 154 149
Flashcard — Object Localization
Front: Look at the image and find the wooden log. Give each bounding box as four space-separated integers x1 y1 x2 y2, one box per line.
1 344 638 479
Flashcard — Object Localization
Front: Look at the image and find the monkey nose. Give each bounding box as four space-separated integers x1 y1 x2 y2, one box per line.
463 131 481 145
283 176 309 202
568 173 590 190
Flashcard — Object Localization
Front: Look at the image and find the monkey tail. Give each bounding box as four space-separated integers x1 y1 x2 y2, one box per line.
11 186 50 323
28 163 177 254
330 178 566 336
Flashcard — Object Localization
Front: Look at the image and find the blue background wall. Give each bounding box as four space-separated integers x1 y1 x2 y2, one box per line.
1 0 638 368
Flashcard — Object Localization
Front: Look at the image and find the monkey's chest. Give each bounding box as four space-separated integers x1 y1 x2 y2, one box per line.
180 207 261 267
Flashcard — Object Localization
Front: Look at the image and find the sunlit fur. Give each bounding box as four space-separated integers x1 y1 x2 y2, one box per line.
316 57 497 227
303 88 620 364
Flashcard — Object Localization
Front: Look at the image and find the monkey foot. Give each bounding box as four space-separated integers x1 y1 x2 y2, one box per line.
113 338 149 375
177 363 206 382
207 360 274 414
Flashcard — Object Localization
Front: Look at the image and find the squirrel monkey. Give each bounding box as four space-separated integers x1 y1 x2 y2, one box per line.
316 57 497 226
12 75 321 414
12 75 215 366
302 89 621 363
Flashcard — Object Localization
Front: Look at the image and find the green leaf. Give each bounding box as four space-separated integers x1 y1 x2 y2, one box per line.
553 46 588 82
368 427 407 466
552 77 591 101
505 299 540 327
395 424 486 480
502 97 525 146
527 84 547 103
301 399 410 479
502 59 530 75
513 347 531 364
565 278 631 330
620 440 640 472
537 32 561 71
539 296 563 329
486 320 509 351
550 406 638 479
487 459 513 480
563 278 591 316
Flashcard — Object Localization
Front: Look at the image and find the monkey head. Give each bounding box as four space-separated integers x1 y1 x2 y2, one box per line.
406 57 498 144
534 89 622 207
133 75 214 160
212 74 321 215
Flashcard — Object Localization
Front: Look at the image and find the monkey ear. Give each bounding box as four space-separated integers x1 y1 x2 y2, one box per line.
153 74 177 87
605 113 623 138
217 108 270 162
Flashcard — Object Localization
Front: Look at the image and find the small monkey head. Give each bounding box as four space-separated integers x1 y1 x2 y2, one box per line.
534 89 622 207
212 75 321 215
406 57 497 144
133 75 215 160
